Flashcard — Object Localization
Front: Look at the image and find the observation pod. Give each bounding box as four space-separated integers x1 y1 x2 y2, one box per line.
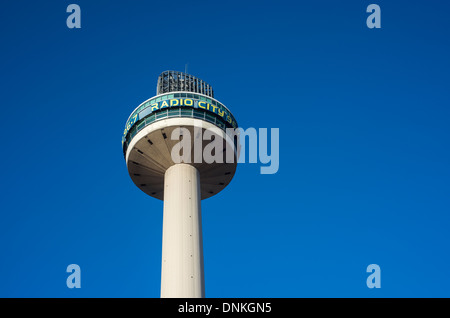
122 71 239 298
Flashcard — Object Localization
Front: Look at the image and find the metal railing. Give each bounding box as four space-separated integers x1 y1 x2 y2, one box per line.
122 107 232 156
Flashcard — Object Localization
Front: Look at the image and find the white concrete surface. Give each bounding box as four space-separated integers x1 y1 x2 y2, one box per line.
125 118 238 200
160 164 205 298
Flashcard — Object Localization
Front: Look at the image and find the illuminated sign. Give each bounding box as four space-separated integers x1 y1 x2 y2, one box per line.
122 97 237 145
122 113 138 144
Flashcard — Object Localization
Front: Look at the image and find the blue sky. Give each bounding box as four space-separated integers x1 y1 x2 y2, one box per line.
1 0 450 297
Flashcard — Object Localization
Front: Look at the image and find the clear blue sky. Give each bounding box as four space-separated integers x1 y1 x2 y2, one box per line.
1 0 449 297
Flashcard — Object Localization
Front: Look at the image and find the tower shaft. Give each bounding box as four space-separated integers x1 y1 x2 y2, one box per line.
160 164 205 298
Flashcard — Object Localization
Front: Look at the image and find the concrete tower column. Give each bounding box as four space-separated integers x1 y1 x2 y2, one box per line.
161 163 205 298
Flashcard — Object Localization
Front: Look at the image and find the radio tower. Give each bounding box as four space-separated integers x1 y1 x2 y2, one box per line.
122 71 239 298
